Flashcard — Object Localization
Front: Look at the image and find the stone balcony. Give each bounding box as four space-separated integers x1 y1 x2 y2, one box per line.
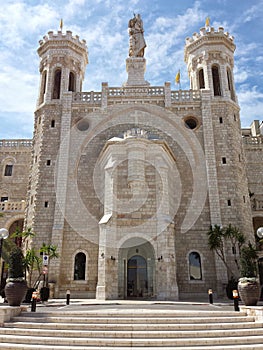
243 135 263 146
73 87 201 108
0 201 26 213
0 140 32 147
251 196 263 212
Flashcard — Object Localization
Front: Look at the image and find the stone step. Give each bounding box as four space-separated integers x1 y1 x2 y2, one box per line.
17 309 248 318
3 306 263 349
6 320 261 331
11 315 255 324
2 326 263 338
1 333 263 347
1 345 263 350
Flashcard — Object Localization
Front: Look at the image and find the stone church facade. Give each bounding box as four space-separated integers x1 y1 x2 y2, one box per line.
0 18 263 300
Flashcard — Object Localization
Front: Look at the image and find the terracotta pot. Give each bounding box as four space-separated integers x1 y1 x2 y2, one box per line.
5 280 27 306
238 279 261 306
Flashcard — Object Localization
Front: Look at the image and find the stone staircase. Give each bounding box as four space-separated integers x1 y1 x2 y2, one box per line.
1 306 263 349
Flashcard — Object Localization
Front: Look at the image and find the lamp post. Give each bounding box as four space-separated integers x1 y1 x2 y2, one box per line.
0 228 9 258
257 227 263 239
0 228 9 290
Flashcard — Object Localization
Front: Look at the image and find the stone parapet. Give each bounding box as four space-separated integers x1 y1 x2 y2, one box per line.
73 88 201 107
243 136 263 146
38 30 87 52
0 139 32 148
185 26 235 51
0 201 26 212
251 195 263 212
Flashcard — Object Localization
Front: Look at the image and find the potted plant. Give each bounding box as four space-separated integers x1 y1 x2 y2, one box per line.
11 228 40 303
4 246 27 306
23 248 42 303
39 243 58 301
238 242 260 306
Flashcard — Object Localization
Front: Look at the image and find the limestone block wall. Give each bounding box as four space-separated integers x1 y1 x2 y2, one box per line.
244 138 263 197
25 103 62 246
0 140 32 232
0 140 32 202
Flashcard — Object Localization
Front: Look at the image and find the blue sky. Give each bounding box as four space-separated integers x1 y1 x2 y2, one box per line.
0 0 262 139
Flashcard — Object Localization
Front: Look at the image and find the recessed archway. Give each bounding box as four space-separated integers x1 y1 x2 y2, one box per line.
118 237 155 299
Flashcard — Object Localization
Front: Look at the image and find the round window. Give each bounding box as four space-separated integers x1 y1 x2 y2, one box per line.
184 117 198 130
76 119 89 131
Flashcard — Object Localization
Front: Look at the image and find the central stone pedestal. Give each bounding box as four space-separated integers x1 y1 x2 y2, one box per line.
124 57 149 86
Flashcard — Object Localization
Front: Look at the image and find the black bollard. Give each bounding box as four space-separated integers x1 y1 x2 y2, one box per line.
66 289 70 305
208 289 213 304
31 291 37 312
233 289 240 311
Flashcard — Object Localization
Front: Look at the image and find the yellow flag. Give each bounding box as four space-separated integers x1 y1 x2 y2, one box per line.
205 17 210 27
175 70 180 84
59 18 63 30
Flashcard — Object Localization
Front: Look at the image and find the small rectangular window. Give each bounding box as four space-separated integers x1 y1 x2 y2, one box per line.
1 197 8 202
227 199 231 206
243 195 246 203
219 117 223 124
44 201 49 208
4 165 13 176
51 120 55 128
222 157 227 164
46 160 51 166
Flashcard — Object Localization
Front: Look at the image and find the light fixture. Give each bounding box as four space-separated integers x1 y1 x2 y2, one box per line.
110 256 116 261
157 256 163 261
257 227 263 239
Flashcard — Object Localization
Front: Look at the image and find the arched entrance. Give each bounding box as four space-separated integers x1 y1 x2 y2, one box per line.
127 255 147 298
118 237 155 299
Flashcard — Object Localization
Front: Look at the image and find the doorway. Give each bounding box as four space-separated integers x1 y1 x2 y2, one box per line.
127 255 148 298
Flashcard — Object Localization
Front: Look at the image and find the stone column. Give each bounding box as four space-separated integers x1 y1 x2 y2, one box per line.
155 160 178 300
96 161 118 299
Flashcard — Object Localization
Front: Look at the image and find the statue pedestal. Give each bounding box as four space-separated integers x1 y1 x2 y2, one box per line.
124 58 149 86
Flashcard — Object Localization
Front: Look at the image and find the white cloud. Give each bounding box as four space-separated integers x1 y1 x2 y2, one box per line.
238 85 263 126
0 2 58 48
0 65 38 114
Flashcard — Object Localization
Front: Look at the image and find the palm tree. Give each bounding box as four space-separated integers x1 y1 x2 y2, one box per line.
39 243 59 259
207 224 245 279
24 248 42 288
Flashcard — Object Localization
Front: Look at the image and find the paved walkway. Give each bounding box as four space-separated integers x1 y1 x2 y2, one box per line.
21 298 249 313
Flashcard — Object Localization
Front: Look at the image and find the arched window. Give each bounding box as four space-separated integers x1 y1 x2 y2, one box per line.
74 252 86 280
4 164 13 176
52 69 61 99
68 72 75 92
227 68 235 101
198 69 205 89
212 65 221 96
39 71 47 104
189 252 202 280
